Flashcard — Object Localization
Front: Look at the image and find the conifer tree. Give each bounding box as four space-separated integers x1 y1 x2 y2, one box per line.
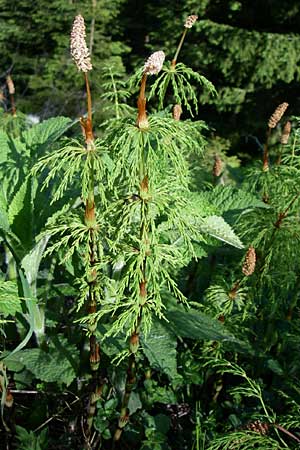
0 0 127 117
121 0 300 146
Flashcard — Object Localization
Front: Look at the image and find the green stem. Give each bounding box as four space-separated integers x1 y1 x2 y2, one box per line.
109 67 120 120
291 133 296 161
85 73 92 125
172 28 188 67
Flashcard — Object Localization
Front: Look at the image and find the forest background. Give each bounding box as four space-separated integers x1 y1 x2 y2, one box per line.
2 0 300 152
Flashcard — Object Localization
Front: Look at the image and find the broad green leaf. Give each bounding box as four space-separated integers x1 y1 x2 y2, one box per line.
0 130 10 164
21 116 73 150
165 306 243 343
0 351 25 372
128 392 142 414
15 425 48 450
8 178 29 225
15 340 79 386
206 185 270 213
142 320 179 380
199 215 244 249
1 256 41 358
97 324 127 356
0 208 9 233
0 280 21 316
8 177 38 250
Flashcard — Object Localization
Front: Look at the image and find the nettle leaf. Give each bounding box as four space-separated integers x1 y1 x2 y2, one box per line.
142 320 179 381
21 116 73 150
16 337 79 386
165 306 242 343
0 130 10 164
199 215 244 249
8 177 37 249
0 280 21 316
207 185 269 214
8 178 29 225
0 208 9 233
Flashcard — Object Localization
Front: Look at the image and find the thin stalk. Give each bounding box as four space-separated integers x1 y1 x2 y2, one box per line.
291 132 297 162
10 94 16 117
274 424 300 444
262 127 271 172
83 73 94 146
171 28 188 68
109 67 120 120
275 144 283 165
258 192 300 279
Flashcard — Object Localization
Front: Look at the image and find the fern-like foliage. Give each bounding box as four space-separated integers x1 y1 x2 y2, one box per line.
100 64 134 121
32 138 112 204
148 62 216 116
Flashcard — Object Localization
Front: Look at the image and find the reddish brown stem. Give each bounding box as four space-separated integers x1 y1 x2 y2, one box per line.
137 73 149 130
274 424 300 443
10 94 17 117
262 127 271 171
273 192 300 229
82 73 94 145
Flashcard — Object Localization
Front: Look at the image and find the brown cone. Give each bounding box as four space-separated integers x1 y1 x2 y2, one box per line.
281 121 291 145
268 102 289 129
242 246 256 276
213 155 223 177
173 104 182 121
245 420 269 435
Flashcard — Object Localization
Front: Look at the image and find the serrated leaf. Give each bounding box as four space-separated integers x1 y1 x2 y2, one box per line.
21 116 73 150
142 320 179 380
0 280 21 316
0 208 9 233
8 177 37 250
8 178 29 225
0 130 10 164
206 185 269 214
0 351 25 372
16 340 79 386
165 306 242 343
199 215 244 249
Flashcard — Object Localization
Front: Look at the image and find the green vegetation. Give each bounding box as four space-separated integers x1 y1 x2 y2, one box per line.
1 3 300 450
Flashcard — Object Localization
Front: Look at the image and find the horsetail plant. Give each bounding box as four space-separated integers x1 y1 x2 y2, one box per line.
263 102 289 172
70 14 100 373
71 48 226 445
171 14 198 68
148 14 216 116
32 15 111 442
